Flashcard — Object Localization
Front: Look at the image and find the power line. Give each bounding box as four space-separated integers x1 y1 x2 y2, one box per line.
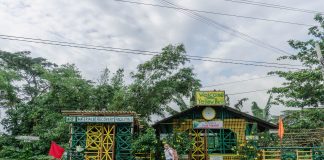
0 36 155 56
189 57 301 69
0 34 158 55
186 55 301 67
202 75 274 88
227 89 269 95
0 35 303 69
159 0 292 56
224 0 324 15
0 34 301 67
114 0 315 27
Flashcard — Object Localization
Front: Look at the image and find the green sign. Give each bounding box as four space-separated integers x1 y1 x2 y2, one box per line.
195 91 225 105
65 116 133 123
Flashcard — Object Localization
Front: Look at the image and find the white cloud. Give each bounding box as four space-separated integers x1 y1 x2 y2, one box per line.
0 0 322 120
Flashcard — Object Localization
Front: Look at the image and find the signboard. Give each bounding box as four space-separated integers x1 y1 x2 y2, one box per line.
15 136 40 142
193 120 223 129
246 135 259 141
269 129 278 134
196 91 225 105
65 116 133 123
209 155 223 160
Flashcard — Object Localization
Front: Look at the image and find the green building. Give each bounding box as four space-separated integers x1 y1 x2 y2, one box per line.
153 91 277 160
63 110 140 160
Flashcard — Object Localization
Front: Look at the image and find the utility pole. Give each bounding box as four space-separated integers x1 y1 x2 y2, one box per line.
315 43 324 78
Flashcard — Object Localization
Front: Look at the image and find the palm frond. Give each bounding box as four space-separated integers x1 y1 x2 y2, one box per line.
251 101 263 119
234 98 248 111
264 94 273 121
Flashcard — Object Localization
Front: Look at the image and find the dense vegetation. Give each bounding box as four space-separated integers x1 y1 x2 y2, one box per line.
0 44 200 159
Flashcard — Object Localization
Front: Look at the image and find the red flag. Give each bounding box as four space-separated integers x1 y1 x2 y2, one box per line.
278 117 284 140
49 141 65 159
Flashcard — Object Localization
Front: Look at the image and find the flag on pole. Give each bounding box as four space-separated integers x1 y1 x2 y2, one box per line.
278 116 284 141
49 141 65 159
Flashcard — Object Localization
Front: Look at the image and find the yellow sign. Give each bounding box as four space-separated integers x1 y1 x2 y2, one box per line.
196 91 225 105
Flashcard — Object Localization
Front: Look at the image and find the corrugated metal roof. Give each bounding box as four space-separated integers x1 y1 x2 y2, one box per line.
153 105 277 129
61 110 138 116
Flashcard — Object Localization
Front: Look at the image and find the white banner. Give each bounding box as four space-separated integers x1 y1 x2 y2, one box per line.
193 120 223 129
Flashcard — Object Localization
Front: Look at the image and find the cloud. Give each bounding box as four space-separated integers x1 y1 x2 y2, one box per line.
0 0 322 120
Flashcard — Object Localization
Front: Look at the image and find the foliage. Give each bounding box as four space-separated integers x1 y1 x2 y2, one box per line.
235 141 259 160
225 94 230 106
0 44 201 158
251 94 273 121
282 109 324 129
163 131 193 155
257 132 279 147
269 14 324 108
127 44 201 119
131 128 158 154
234 98 248 111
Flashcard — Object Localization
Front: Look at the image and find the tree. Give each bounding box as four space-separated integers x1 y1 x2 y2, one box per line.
269 14 324 108
0 44 202 158
131 128 158 155
92 68 126 110
234 98 248 111
127 44 201 119
281 109 324 129
0 51 91 159
251 94 273 121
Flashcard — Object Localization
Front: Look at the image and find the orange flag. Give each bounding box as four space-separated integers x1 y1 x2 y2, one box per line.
278 117 284 141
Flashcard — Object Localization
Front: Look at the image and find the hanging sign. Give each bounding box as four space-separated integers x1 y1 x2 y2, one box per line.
15 136 40 142
193 120 223 129
209 155 223 160
195 91 225 105
246 135 259 141
65 116 133 123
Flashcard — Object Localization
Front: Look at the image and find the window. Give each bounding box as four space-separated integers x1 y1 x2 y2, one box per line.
207 129 237 154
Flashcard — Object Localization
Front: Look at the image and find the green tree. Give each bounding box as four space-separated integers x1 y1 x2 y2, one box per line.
0 44 202 158
131 128 157 154
234 98 248 111
163 131 193 155
251 94 273 121
281 109 324 129
127 44 201 120
92 68 126 110
269 14 324 108
0 51 91 159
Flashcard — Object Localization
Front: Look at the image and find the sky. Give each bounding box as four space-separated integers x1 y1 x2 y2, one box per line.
0 0 323 124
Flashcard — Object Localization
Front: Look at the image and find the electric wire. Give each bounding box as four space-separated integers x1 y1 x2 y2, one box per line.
114 0 315 27
0 36 292 94
202 75 274 88
227 89 269 95
158 0 292 56
0 34 303 69
0 36 303 69
188 57 301 69
224 0 324 15
0 36 155 56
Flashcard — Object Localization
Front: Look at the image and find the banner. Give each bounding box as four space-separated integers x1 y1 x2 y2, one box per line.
193 120 223 129
196 91 225 105
210 155 223 160
65 116 134 123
